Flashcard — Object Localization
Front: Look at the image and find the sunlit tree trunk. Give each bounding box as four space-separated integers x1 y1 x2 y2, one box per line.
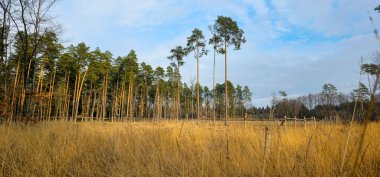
72 68 88 122
224 40 228 125
213 48 216 123
196 47 200 123
9 61 20 122
71 72 78 120
126 80 132 120
91 90 96 121
177 81 180 120
47 68 56 121
102 73 108 120
139 90 143 119
145 79 149 119
191 82 194 120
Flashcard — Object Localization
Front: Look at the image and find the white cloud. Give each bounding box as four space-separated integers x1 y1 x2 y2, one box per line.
271 0 379 36
51 0 380 107
229 32 378 106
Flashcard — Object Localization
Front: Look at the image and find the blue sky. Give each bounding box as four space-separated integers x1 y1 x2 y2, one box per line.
52 0 380 107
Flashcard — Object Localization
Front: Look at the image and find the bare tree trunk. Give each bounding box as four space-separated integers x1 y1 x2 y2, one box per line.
71 72 78 120
119 83 124 120
139 87 144 119
133 84 138 121
177 81 180 120
191 83 194 120
224 40 228 126
74 68 88 121
126 82 131 120
91 90 96 121
154 80 158 121
145 79 149 119
35 63 44 119
197 47 200 123
47 68 56 121
86 83 92 119
64 73 70 120
102 73 108 120
164 92 168 119
19 0 30 116
213 48 216 123
9 61 20 122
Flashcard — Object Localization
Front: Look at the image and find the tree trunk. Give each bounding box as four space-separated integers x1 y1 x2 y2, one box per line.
64 72 70 120
9 61 20 122
126 81 131 120
71 72 78 120
213 48 216 123
91 90 96 121
197 46 200 123
139 88 144 118
145 80 149 119
224 40 228 125
154 80 159 121
48 68 56 121
103 74 108 120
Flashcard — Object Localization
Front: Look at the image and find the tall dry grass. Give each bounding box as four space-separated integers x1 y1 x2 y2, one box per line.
0 121 379 177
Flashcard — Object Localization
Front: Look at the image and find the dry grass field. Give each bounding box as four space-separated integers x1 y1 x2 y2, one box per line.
0 120 379 177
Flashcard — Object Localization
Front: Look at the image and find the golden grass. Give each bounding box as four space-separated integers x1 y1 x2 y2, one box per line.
0 121 379 177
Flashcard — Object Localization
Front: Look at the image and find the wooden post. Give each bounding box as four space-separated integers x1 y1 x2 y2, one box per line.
262 127 271 177
313 117 316 128
294 116 296 127
284 116 287 127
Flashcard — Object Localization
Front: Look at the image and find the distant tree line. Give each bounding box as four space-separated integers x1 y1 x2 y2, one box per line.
251 81 379 121
0 0 251 122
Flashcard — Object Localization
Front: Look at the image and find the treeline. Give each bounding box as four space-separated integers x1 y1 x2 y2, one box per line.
0 0 251 122
252 82 380 121
1 0 379 122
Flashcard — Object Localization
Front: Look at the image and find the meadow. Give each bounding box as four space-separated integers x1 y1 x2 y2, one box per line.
0 120 379 177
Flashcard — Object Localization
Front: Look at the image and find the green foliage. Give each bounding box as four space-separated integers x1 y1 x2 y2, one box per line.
154 67 165 79
87 48 112 83
165 66 175 83
203 86 212 101
279 91 287 97
117 50 139 83
352 82 370 101
38 31 63 72
139 62 153 81
186 28 208 58
213 16 246 52
1 15 256 120
322 83 337 96
57 43 91 76
11 31 36 66
168 46 186 69
167 46 187 84
375 5 380 13
243 86 252 105
361 63 379 75
208 25 223 51
322 83 337 105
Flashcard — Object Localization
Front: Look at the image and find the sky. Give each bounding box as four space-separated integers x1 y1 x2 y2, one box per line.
51 0 380 107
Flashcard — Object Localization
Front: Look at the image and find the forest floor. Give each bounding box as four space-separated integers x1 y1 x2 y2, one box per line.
0 120 379 177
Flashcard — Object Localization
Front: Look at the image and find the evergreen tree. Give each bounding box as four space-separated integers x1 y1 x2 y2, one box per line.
212 16 246 125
